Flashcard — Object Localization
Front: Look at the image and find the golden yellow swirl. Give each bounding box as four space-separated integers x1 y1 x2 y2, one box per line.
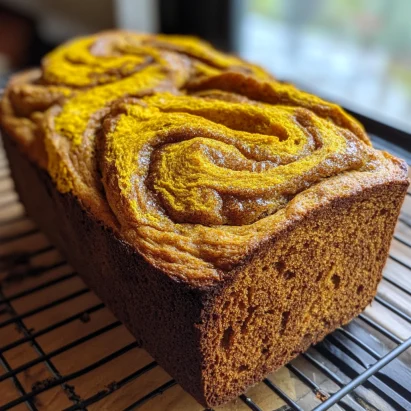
39 32 270 195
98 90 376 281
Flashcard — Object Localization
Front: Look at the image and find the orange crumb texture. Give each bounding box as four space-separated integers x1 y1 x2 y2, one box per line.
0 30 408 284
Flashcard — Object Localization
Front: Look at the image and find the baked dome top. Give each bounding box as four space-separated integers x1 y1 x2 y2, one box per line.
1 31 407 284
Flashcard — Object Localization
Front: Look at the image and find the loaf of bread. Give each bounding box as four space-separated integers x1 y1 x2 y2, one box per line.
1 31 408 407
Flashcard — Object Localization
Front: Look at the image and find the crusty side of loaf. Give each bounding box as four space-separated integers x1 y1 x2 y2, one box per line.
3 130 408 407
2 131 215 405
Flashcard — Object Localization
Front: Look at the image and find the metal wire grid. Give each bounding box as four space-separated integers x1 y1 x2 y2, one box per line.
0 149 410 410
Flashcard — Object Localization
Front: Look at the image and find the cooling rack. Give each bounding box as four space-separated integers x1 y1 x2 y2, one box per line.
0 132 411 410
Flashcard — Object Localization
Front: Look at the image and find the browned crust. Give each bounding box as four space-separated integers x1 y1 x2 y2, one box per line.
2 130 214 403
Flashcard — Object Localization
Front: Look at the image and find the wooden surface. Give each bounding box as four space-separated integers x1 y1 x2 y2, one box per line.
0 142 410 411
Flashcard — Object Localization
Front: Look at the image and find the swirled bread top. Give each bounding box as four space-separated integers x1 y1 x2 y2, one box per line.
0 31 407 285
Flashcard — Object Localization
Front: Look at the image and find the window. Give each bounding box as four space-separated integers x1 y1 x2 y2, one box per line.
239 0 411 133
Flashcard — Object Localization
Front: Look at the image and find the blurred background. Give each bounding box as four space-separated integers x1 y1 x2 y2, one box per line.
0 0 410 136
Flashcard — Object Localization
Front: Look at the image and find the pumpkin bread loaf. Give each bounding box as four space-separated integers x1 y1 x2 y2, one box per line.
0 31 408 407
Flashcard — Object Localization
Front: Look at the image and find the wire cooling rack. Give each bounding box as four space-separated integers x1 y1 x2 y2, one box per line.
0 135 411 411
